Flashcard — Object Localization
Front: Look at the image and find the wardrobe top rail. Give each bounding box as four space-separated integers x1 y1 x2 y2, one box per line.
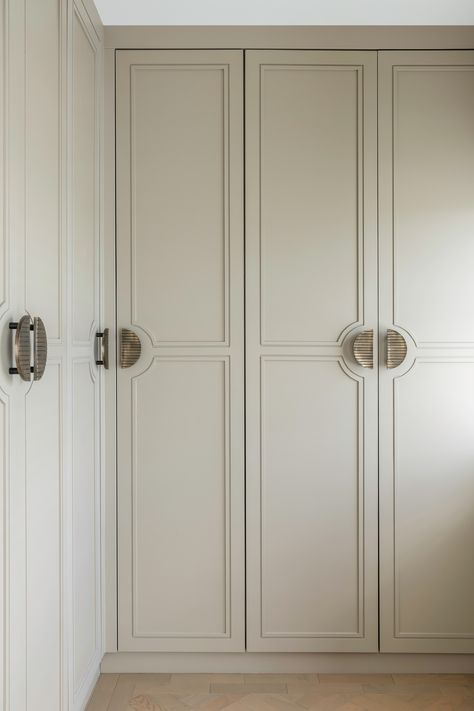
105 25 474 50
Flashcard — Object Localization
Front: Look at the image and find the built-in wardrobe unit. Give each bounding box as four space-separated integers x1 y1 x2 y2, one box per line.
1 1 104 710
111 45 474 665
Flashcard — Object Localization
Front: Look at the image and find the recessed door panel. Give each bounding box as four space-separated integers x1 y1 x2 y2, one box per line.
261 359 361 638
131 66 228 345
394 362 474 637
260 66 360 345
132 359 228 637
392 66 474 346
72 8 98 346
116 50 244 652
379 50 474 653
246 50 378 652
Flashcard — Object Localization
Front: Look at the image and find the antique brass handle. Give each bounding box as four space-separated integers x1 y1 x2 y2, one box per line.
9 315 48 382
120 328 141 368
32 317 47 381
96 328 109 369
386 329 407 369
352 329 374 368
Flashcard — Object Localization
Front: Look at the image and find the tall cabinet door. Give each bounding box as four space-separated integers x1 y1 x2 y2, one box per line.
70 3 103 707
379 51 474 653
116 51 245 651
245 51 378 652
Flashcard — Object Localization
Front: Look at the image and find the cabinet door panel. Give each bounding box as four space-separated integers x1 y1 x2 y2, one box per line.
379 50 474 653
116 50 244 652
246 50 378 652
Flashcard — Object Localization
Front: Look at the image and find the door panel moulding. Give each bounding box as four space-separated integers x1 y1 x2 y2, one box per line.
104 26 474 51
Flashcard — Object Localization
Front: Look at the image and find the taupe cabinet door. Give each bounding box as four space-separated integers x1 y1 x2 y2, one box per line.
116 51 245 651
379 51 474 653
245 51 379 652
116 48 474 655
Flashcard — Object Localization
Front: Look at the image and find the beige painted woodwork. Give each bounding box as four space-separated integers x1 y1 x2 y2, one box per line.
2 2 67 710
116 50 245 652
379 51 474 653
1 1 103 710
245 50 378 652
71 6 103 706
111 44 474 661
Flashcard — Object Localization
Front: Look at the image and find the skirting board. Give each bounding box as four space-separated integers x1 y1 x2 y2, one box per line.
101 653 474 674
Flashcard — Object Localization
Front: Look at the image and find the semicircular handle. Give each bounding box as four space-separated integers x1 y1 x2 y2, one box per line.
120 328 142 368
386 329 407 369
353 329 374 369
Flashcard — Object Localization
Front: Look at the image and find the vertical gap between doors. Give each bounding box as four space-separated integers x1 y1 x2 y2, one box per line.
376 49 381 654
114 47 119 652
243 47 248 653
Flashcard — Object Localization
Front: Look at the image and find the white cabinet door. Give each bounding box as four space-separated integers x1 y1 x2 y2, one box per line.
70 2 103 706
379 51 474 653
116 50 245 651
245 51 378 652
2 2 68 710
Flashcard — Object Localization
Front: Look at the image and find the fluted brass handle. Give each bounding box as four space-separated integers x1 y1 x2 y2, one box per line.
9 315 33 381
33 317 47 381
386 329 407 369
353 329 374 368
9 315 47 382
120 328 141 368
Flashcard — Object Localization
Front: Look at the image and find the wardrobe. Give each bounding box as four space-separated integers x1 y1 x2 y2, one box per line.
1 1 104 710
113 47 474 658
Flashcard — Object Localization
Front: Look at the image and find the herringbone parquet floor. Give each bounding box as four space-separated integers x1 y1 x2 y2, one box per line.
86 674 474 711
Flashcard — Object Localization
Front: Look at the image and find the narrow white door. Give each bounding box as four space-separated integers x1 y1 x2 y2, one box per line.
379 51 474 653
70 3 103 706
1 2 103 710
245 51 378 652
116 50 245 651
3 2 68 710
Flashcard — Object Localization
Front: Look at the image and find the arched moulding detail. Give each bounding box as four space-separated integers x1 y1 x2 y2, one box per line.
337 355 364 385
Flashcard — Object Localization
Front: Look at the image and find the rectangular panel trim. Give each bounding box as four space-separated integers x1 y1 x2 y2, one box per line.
393 359 474 639
259 355 365 638
391 64 474 349
131 356 232 638
130 64 231 348
72 5 99 348
259 65 364 348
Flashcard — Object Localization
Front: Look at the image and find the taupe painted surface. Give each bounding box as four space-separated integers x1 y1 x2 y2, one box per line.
245 51 378 652
104 25 474 50
379 50 474 653
116 50 245 651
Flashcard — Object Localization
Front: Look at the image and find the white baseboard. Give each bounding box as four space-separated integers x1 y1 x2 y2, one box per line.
101 652 474 675
74 653 102 711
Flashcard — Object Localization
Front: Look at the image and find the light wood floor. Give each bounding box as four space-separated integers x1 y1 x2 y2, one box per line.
87 674 474 710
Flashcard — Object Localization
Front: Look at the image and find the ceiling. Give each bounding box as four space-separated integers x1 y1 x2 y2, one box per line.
93 0 474 26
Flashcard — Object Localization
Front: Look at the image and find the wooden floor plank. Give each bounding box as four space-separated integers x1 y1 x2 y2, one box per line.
87 673 474 711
